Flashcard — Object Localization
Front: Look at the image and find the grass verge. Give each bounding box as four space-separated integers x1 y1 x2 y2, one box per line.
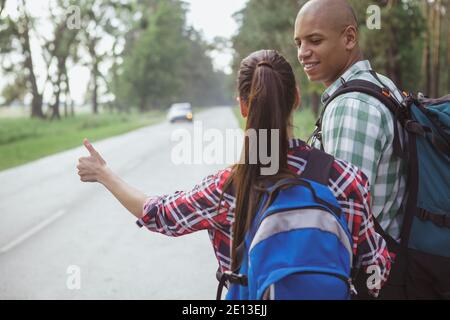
0 111 165 171
231 105 317 141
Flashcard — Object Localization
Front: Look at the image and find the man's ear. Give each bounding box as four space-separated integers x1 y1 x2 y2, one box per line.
344 25 358 50
239 97 249 118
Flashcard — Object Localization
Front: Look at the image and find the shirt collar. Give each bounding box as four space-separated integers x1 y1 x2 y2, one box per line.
321 60 373 104
288 138 308 149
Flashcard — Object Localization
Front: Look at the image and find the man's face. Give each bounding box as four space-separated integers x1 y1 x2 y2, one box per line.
294 13 350 87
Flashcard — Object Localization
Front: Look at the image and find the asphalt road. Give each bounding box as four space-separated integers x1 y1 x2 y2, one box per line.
0 106 240 299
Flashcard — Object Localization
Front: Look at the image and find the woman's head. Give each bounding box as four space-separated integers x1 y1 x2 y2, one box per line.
237 49 298 131
224 50 299 270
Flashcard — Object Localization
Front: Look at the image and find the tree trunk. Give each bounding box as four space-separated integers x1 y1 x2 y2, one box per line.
64 101 68 118
31 94 44 118
422 1 431 95
88 39 100 115
70 101 75 117
50 103 61 120
383 6 401 88
64 69 74 117
431 0 442 97
139 97 146 112
92 61 99 114
63 72 68 118
447 0 450 92
0 0 6 15
50 64 64 120
429 1 438 97
386 23 402 88
21 13 45 118
50 100 61 120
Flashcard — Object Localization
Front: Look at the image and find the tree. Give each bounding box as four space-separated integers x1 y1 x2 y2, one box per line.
0 74 26 105
348 0 425 92
0 1 45 118
0 0 5 15
79 0 133 114
177 30 232 107
232 0 447 115
447 0 450 92
41 0 81 120
116 0 188 110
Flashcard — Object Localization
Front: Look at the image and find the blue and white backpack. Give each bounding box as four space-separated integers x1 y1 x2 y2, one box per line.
216 149 355 300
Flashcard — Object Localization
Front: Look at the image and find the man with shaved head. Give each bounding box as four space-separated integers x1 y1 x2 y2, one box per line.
295 0 362 86
295 0 407 299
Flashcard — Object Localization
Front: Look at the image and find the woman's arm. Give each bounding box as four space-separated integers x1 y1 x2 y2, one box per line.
99 167 147 219
77 138 146 219
354 174 393 297
137 167 233 236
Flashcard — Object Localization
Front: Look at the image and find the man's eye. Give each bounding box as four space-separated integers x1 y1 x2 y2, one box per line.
296 42 302 48
311 39 322 45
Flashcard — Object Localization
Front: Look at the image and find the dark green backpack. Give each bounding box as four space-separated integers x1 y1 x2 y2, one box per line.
311 77 450 299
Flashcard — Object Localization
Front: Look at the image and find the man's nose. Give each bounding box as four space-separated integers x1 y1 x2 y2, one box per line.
298 45 312 61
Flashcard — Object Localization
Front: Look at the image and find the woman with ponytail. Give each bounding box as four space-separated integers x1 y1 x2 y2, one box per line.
77 50 392 298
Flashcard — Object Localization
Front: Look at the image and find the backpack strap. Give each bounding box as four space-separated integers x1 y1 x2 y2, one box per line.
417 209 450 229
311 79 407 159
301 148 334 185
216 241 248 300
418 94 450 106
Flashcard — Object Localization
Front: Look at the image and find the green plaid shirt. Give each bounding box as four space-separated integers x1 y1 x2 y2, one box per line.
316 60 407 240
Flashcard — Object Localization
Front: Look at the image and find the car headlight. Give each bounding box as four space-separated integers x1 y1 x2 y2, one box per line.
186 112 193 120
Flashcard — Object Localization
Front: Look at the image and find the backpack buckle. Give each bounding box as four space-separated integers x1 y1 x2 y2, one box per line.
417 209 429 221
431 213 448 228
381 88 391 97
404 120 426 136
349 278 358 296
223 271 248 286
417 209 450 228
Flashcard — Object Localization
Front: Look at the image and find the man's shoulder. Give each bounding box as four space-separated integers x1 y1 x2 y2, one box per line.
324 92 392 123
325 69 401 122
373 73 403 96
350 68 403 101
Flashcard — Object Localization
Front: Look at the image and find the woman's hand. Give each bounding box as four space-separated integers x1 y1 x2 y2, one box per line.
77 138 147 218
77 138 108 183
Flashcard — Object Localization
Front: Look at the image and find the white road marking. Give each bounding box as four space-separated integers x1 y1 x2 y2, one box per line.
0 209 66 254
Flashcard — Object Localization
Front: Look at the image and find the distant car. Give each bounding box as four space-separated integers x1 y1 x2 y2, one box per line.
167 103 193 123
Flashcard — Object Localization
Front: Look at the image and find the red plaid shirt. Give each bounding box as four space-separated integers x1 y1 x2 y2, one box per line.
137 139 392 296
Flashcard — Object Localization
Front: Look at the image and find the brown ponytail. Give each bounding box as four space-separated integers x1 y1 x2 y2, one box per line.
220 50 298 271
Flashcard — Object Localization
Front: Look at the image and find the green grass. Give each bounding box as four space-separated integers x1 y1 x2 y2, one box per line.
232 106 246 129
0 111 165 171
292 107 317 141
231 105 317 141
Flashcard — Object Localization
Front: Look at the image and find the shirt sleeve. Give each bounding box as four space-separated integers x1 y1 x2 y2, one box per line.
353 172 393 298
136 168 234 237
322 96 387 195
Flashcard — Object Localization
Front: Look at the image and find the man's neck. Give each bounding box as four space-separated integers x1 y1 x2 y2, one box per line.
324 52 364 88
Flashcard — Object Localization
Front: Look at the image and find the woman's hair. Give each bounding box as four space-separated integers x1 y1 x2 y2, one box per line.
220 49 298 271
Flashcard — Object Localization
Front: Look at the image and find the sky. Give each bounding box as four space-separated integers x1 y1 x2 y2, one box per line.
0 0 249 105
185 0 248 73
